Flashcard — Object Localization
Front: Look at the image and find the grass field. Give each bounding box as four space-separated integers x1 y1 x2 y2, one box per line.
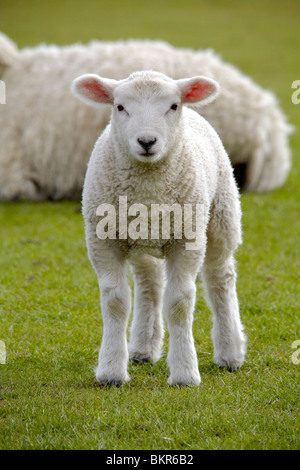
0 0 299 450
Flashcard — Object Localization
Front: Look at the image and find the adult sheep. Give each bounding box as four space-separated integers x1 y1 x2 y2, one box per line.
72 70 247 386
0 33 292 200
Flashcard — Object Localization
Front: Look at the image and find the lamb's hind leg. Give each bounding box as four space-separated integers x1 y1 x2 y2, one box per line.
202 227 246 370
128 254 165 364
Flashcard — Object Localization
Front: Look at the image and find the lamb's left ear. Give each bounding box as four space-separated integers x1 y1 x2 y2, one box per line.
71 74 118 107
177 76 219 106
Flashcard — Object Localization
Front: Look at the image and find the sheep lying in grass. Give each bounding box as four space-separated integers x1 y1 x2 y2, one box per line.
72 70 247 386
0 33 292 200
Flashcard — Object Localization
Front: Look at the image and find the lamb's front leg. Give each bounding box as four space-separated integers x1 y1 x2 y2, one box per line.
164 249 203 386
96 269 131 385
128 254 165 364
86 228 131 385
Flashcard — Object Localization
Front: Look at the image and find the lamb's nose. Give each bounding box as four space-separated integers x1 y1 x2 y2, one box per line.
137 138 157 153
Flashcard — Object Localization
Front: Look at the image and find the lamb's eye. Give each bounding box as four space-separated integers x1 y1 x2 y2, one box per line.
170 103 178 111
117 105 125 112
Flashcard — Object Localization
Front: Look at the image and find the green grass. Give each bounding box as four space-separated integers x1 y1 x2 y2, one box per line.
0 0 299 450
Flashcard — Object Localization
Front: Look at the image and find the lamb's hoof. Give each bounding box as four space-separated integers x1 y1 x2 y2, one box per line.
215 358 243 371
130 356 150 364
217 364 240 372
98 379 123 388
169 381 200 388
173 382 187 388
167 375 201 387
95 364 130 386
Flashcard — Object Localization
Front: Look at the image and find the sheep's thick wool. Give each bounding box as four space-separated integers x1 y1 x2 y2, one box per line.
0 33 292 200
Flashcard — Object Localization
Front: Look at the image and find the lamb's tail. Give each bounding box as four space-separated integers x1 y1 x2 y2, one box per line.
0 32 18 77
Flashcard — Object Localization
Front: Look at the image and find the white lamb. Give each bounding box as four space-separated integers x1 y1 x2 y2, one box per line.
0 33 292 200
72 70 246 386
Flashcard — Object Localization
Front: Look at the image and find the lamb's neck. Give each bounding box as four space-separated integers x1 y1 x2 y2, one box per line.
111 141 186 203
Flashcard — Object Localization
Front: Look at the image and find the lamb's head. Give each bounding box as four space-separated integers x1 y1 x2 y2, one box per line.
72 71 219 163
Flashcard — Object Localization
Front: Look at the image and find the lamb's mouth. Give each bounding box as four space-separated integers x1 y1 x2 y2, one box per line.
137 151 161 163
140 152 155 157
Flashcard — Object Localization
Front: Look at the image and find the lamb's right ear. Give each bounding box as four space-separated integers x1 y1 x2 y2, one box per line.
71 74 118 106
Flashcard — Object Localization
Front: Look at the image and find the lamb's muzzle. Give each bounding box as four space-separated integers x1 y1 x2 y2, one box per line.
137 137 157 154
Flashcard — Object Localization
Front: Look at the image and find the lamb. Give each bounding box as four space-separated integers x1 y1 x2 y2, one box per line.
71 70 247 386
0 33 292 200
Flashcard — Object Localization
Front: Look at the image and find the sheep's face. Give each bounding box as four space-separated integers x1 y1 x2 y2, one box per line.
112 80 183 163
72 71 219 163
